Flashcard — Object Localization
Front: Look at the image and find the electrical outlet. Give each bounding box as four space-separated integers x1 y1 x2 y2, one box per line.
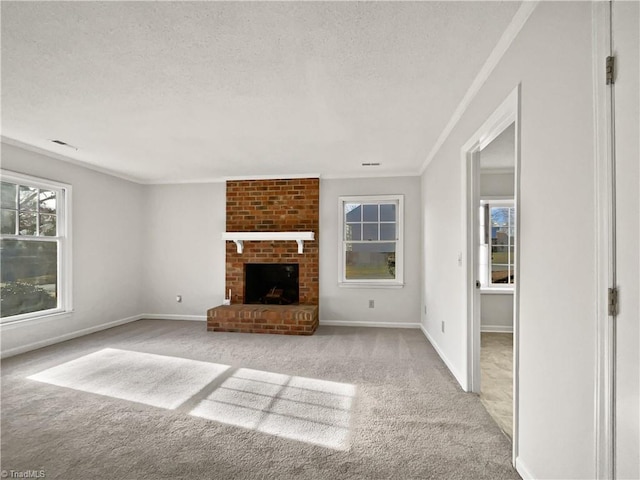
369 300 374 308
441 321 445 333
176 295 182 303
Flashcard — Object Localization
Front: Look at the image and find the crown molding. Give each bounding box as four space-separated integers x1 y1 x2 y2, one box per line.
2 137 420 184
1 138 324 185
221 173 321 182
1 136 146 184
321 170 420 180
419 1 539 174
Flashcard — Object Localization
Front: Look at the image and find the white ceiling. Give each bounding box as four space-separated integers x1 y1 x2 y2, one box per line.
1 1 522 184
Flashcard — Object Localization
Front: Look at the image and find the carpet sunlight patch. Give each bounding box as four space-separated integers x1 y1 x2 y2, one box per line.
27 348 230 409
27 350 356 450
189 367 356 450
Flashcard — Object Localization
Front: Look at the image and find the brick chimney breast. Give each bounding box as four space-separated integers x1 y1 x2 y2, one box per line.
225 178 319 306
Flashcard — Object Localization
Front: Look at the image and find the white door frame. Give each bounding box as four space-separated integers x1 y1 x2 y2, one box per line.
592 2 616 478
462 85 521 462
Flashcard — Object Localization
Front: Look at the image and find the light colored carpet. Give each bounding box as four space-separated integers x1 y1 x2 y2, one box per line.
1 320 520 479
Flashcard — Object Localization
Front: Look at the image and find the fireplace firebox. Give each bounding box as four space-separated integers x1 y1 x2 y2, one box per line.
244 263 299 305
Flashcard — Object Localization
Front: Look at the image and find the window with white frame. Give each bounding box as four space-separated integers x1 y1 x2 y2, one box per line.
1 171 72 321
339 195 403 286
479 199 515 289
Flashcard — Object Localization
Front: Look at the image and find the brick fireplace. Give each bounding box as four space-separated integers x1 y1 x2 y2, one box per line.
207 178 319 335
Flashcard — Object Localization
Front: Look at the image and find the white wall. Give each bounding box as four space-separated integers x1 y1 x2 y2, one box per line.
480 294 513 332
142 176 423 327
479 120 515 197
0 159 423 352
320 176 421 327
613 2 640 477
142 183 226 318
0 164 422 335
422 3 599 478
480 122 515 171
480 171 514 197
0 143 144 356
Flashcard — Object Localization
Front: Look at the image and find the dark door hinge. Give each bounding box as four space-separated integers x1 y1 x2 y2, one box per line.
606 56 615 85
608 287 618 316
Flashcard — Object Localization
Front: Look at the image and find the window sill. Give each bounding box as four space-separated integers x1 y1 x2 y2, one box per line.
0 310 74 327
480 288 514 295
339 282 404 289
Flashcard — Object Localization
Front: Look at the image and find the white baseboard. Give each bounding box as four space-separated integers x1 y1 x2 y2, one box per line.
144 317 418 328
419 324 468 391
320 320 421 329
481 325 514 333
0 314 143 359
141 314 207 322
515 456 535 480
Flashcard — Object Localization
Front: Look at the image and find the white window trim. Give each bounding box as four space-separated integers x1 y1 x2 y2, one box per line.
480 198 514 292
480 288 514 295
1 170 73 324
338 194 404 288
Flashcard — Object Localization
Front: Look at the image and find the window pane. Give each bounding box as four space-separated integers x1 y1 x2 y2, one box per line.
362 204 378 222
39 191 57 213
19 212 37 235
491 207 510 227
345 223 361 241
40 214 57 236
1 182 17 209
1 210 16 234
19 186 38 211
345 203 361 222
492 231 509 250
1 239 58 318
362 223 378 241
380 203 396 222
345 242 396 280
485 203 516 286
380 223 396 240
491 264 511 284
492 250 509 264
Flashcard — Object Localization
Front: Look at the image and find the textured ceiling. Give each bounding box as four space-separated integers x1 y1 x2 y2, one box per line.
1 1 521 183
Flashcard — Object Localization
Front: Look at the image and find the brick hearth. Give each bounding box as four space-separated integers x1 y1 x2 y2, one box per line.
207 305 319 335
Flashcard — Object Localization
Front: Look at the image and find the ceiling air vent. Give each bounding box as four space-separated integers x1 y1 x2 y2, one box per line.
50 139 78 150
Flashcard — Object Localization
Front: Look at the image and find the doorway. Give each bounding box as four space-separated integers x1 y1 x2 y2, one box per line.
478 124 516 439
463 86 520 460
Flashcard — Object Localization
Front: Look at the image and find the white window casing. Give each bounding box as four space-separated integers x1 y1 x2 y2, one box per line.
479 198 514 292
338 194 404 288
0 170 72 323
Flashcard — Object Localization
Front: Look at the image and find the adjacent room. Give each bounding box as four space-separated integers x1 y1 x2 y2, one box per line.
1 2 638 480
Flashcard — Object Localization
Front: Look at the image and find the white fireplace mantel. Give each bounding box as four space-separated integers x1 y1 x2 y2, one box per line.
222 231 315 254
